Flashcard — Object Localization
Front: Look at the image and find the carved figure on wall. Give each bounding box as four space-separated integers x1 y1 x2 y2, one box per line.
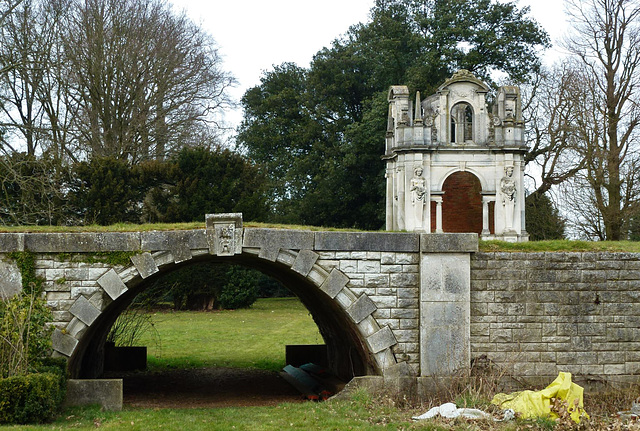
500 166 516 230
500 166 516 203
410 167 427 204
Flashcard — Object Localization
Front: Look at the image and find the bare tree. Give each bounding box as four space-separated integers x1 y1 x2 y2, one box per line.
0 0 71 158
0 0 23 34
563 0 640 240
523 63 587 199
62 0 234 163
0 153 69 225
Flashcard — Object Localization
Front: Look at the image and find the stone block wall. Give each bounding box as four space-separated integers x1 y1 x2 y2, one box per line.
35 255 124 333
471 252 640 381
315 251 420 370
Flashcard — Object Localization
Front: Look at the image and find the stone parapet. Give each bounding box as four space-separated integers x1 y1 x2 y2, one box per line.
0 229 479 254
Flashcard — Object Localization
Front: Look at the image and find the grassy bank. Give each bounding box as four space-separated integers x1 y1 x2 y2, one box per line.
7 393 423 430
139 298 323 371
479 239 640 252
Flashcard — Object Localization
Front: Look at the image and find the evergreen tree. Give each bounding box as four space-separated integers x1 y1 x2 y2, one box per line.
525 193 565 240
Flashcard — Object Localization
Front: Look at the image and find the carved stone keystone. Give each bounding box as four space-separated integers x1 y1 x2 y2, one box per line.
206 213 243 256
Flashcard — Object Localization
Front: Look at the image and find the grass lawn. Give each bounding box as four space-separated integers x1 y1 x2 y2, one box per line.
6 298 640 430
139 297 323 371
6 394 446 430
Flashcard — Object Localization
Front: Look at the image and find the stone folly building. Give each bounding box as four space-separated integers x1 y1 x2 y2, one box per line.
384 70 528 242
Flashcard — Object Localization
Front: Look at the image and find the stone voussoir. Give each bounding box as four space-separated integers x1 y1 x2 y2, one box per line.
346 294 378 324
291 250 319 276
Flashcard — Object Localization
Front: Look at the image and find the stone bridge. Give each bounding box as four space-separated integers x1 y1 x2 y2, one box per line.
0 214 476 383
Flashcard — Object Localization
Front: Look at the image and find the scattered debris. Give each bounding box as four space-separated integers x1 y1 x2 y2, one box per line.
412 403 492 420
280 363 345 401
491 372 588 423
617 396 640 420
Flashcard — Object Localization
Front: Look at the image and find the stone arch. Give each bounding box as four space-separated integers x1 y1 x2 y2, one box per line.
437 171 483 234
436 166 489 191
62 246 401 381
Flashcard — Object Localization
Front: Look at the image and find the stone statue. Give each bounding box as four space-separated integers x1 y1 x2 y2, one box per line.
500 166 516 204
500 166 516 230
410 167 427 204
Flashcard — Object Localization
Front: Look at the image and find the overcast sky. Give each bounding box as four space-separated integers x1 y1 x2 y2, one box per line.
168 0 570 131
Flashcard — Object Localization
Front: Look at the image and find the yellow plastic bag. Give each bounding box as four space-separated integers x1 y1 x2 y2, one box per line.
491 372 588 423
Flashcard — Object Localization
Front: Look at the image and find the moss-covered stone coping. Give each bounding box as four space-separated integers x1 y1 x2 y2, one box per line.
0 229 478 253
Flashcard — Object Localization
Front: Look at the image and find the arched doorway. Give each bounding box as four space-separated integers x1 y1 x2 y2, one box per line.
440 171 483 234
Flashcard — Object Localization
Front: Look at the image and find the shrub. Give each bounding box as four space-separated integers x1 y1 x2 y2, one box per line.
1 253 52 378
219 266 260 309
0 371 65 424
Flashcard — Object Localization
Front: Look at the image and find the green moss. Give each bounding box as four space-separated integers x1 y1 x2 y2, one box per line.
81 251 138 266
7 251 43 295
56 253 72 262
0 221 370 233
55 251 138 267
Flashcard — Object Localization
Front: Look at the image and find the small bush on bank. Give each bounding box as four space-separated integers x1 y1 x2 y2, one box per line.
0 370 66 424
0 253 66 425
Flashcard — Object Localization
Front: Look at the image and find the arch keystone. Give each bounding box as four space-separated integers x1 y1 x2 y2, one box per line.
97 269 128 300
291 250 319 276
206 213 243 256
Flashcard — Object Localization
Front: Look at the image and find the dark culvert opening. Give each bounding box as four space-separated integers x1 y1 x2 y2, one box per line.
68 253 378 406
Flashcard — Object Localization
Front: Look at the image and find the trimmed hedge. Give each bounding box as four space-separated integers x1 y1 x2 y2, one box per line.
0 370 66 424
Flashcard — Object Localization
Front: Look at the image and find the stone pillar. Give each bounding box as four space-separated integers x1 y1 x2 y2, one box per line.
397 166 405 230
434 197 443 233
385 167 394 230
481 197 492 236
518 160 527 235
419 234 477 376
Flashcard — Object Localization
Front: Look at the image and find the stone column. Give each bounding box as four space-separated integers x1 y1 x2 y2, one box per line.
518 160 527 235
481 197 492 236
385 167 394 230
397 166 405 230
434 197 443 233
419 234 477 376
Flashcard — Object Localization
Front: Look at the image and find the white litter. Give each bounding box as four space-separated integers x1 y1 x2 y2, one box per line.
412 403 492 420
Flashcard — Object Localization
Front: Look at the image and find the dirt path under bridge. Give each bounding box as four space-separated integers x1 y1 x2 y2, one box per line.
110 367 305 409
